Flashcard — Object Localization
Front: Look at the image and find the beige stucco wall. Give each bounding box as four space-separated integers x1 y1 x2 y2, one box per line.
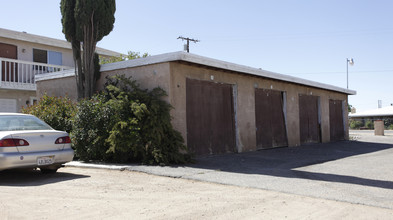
36 62 172 102
0 37 74 67
168 62 348 152
35 60 350 154
0 89 37 112
97 63 171 102
36 76 78 101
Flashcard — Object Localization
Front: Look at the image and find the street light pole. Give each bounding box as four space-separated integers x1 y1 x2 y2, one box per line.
346 58 354 89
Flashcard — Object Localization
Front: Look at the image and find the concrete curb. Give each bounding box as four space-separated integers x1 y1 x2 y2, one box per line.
65 161 219 181
65 161 130 171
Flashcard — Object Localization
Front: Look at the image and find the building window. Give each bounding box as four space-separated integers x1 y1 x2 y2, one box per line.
33 49 62 65
33 49 47 63
48 51 62 66
33 49 62 71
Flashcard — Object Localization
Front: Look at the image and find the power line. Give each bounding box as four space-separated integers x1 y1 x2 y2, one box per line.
177 36 200 53
203 28 393 42
284 69 393 75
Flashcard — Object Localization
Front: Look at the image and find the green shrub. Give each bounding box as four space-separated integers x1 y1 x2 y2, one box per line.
23 76 190 165
384 119 393 129
71 75 190 165
103 75 189 165
22 94 76 133
71 95 116 161
365 120 374 129
349 119 363 129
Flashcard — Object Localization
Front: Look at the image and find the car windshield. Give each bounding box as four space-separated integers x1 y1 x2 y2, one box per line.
0 115 53 131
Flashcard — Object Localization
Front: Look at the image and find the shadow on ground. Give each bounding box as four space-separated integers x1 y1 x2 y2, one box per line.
0 169 89 187
187 141 393 190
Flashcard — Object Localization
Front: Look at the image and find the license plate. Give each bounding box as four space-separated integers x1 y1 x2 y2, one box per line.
37 156 54 166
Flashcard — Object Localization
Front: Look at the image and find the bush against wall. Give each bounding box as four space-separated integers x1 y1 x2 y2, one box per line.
101 75 189 165
71 95 116 162
26 75 190 165
22 94 76 133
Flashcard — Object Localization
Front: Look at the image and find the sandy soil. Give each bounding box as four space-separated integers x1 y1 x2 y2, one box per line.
0 167 392 219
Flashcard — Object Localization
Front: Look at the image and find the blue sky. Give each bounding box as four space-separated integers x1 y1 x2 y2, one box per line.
1 0 392 112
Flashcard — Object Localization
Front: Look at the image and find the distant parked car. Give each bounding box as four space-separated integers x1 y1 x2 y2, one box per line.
0 113 74 173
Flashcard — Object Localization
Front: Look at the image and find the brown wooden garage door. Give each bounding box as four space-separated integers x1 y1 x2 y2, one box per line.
186 78 236 155
329 100 345 141
255 89 288 149
0 43 18 82
299 94 320 144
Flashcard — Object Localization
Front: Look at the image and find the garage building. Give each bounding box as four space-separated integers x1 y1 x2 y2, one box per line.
37 52 356 155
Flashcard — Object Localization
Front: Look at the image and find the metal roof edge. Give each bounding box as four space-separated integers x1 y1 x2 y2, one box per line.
100 51 356 95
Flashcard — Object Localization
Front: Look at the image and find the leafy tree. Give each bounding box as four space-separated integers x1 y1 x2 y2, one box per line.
100 51 150 65
60 0 116 99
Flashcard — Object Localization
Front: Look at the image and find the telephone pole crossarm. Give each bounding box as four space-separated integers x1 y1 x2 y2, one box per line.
177 36 200 53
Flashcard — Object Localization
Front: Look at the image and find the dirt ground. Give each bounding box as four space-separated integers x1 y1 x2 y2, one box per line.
0 167 392 219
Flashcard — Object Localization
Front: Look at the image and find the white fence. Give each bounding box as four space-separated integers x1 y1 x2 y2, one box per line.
0 58 73 90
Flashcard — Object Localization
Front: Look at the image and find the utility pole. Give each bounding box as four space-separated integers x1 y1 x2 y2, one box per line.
177 36 200 53
346 58 354 89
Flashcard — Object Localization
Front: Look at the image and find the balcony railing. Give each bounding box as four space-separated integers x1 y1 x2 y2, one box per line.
0 58 73 90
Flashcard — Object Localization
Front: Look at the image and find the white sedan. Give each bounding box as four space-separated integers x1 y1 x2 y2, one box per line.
0 113 74 173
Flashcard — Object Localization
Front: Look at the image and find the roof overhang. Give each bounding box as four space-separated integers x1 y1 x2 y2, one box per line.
349 106 393 118
0 28 123 57
101 51 356 95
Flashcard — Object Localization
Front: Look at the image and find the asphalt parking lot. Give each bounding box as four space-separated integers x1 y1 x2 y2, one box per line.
67 130 393 209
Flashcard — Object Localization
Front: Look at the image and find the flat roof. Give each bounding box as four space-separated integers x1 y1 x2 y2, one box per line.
0 27 122 57
349 106 393 118
101 51 356 95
